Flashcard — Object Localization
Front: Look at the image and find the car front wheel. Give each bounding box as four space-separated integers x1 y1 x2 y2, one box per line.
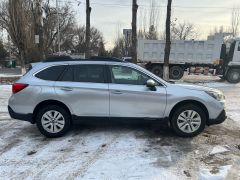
170 104 206 137
36 105 71 138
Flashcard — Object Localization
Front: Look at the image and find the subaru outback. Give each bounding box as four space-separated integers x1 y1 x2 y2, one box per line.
8 58 226 137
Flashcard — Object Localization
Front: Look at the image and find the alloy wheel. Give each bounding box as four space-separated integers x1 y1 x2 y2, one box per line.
177 110 201 133
41 110 65 133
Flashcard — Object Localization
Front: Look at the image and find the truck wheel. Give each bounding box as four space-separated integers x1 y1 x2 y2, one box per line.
151 65 163 77
170 66 184 80
226 69 240 83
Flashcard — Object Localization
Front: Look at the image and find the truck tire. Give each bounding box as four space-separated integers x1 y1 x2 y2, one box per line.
226 69 240 83
151 65 163 77
170 66 184 80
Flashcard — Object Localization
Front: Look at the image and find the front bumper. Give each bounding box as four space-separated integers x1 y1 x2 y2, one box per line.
8 106 33 123
208 110 226 125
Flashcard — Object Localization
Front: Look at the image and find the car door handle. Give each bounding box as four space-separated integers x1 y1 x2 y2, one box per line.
60 87 73 91
111 90 123 94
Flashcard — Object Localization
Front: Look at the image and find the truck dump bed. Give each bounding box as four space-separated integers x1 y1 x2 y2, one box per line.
137 33 226 65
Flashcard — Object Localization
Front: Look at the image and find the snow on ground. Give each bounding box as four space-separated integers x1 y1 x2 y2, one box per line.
0 74 22 77
0 77 240 179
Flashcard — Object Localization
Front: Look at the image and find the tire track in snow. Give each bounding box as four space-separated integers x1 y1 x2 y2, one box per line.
30 128 96 179
66 133 119 179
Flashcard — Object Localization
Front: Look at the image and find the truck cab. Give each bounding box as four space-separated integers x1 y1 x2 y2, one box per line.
225 39 240 83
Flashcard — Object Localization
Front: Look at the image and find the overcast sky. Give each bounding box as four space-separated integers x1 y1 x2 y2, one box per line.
2 0 237 50
64 0 239 49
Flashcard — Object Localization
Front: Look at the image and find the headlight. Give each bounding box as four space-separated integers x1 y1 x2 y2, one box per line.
205 90 225 101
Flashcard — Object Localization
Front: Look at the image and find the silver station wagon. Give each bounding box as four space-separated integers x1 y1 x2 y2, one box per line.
8 57 226 138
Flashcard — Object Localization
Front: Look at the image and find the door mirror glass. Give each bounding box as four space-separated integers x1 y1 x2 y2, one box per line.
146 79 156 87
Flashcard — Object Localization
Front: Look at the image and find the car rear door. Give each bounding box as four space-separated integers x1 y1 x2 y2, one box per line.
54 64 109 117
108 64 167 119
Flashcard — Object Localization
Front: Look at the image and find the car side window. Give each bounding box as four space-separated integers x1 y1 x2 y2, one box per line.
61 66 74 81
74 65 105 83
35 65 66 81
110 65 150 85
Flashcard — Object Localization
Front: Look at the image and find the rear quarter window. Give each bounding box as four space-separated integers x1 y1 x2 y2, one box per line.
35 65 66 81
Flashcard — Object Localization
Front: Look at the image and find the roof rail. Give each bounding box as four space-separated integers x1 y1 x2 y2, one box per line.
88 56 124 62
43 56 125 63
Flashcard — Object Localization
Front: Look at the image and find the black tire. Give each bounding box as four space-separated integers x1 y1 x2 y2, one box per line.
226 69 240 83
170 104 206 137
36 105 71 138
151 65 163 77
169 66 184 80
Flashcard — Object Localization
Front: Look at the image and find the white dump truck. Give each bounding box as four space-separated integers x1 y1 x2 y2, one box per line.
137 33 240 83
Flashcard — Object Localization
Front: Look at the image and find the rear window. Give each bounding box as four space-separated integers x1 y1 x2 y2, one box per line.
35 65 66 81
74 65 105 83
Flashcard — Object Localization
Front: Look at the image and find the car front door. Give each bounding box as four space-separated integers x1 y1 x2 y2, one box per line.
54 64 109 117
108 65 167 119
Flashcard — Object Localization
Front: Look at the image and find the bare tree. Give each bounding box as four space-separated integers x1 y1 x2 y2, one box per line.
171 20 198 40
98 40 108 56
231 8 240 37
63 26 104 55
0 40 8 60
0 0 35 73
132 0 138 64
42 2 75 55
138 0 159 40
111 37 125 58
149 0 159 28
163 0 172 81
145 25 158 40
1 0 76 64
85 0 91 58
111 23 128 58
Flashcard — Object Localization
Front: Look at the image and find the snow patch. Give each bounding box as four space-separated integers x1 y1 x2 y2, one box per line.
209 146 230 155
199 165 232 180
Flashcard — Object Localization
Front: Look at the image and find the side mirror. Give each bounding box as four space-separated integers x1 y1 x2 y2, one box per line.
146 79 156 88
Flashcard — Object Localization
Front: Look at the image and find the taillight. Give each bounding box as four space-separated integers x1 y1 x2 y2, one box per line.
12 83 29 94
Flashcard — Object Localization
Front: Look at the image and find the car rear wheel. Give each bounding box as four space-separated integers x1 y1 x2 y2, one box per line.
36 105 71 138
170 104 206 137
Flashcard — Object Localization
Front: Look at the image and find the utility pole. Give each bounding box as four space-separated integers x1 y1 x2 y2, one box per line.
56 0 60 53
35 0 45 59
132 0 138 64
85 0 91 58
163 0 172 81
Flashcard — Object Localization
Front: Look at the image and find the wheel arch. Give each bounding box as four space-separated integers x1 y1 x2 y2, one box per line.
33 100 72 124
168 100 209 123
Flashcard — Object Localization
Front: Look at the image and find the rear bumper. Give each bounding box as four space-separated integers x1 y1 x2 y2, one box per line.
8 106 33 124
208 110 226 125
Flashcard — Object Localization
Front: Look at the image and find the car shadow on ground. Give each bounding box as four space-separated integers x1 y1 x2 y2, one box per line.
69 120 195 168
